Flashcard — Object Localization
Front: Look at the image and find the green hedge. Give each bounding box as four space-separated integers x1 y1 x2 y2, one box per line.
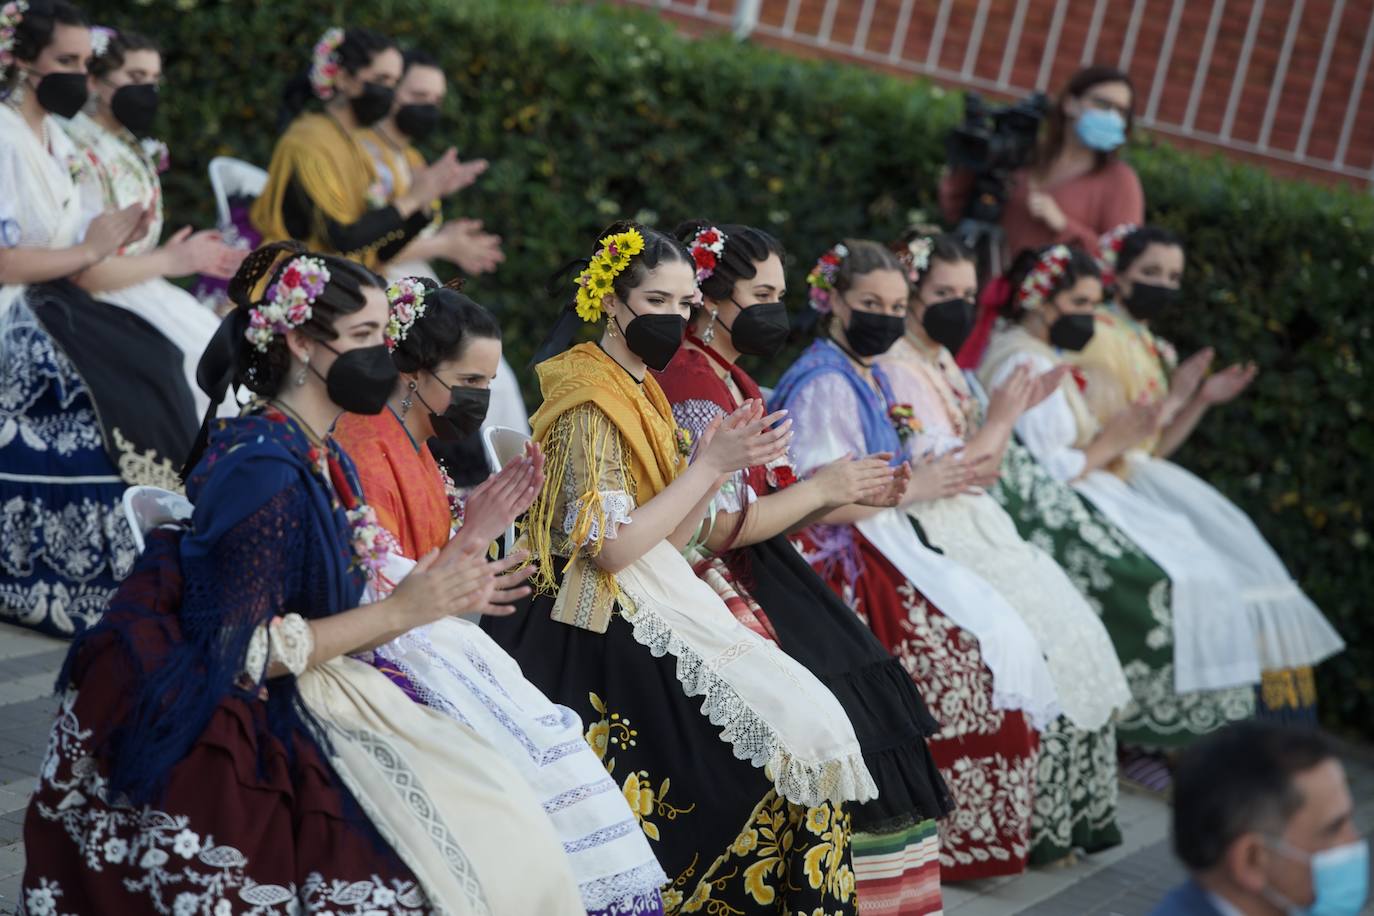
93 0 1373 735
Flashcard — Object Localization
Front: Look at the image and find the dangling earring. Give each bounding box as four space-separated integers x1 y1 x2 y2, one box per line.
606 315 618 339
400 379 416 416
6 74 24 109
295 354 309 387
702 307 719 345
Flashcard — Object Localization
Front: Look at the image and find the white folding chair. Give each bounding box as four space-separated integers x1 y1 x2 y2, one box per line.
208 156 268 231
121 486 194 554
481 426 533 554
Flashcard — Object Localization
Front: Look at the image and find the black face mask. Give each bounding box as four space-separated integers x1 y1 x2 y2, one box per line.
842 307 906 358
33 71 89 119
348 82 395 127
1048 313 1096 352
394 103 440 142
420 377 490 441
921 297 976 354
1123 282 1178 323
723 299 790 358
616 302 686 372
109 83 159 136
317 342 398 415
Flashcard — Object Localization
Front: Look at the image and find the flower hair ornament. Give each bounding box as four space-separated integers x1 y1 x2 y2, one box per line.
688 225 726 283
806 242 849 313
89 24 115 59
0 1 27 72
384 276 429 350
1016 244 1073 312
245 255 331 352
574 227 644 322
309 27 345 100
1095 223 1139 287
896 235 934 284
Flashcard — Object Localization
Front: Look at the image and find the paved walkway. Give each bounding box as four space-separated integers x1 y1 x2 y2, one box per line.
0 619 1369 915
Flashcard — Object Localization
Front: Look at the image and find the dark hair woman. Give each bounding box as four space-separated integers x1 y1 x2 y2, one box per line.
21 241 587 914
251 26 473 273
942 65 1146 367
653 220 954 914
485 219 877 915
0 0 203 639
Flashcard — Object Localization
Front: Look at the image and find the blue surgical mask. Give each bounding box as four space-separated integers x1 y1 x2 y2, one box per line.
1265 837 1370 916
1075 108 1126 152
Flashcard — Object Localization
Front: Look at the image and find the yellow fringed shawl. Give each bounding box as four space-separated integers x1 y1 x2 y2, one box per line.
250 112 387 269
525 343 685 633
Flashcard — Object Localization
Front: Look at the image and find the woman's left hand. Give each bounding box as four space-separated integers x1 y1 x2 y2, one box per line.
448 443 545 556
1198 362 1257 405
1027 189 1068 232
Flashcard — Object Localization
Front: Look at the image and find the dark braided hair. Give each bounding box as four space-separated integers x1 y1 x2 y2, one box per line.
391 278 501 375
2 0 86 91
227 241 385 396
832 239 906 297
674 220 785 304
590 219 690 304
1002 245 1101 321
277 26 396 128
1116 225 1184 277
87 28 158 79
891 229 974 295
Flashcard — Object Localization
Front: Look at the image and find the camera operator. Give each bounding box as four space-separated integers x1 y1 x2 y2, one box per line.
941 65 1144 367
940 65 1143 262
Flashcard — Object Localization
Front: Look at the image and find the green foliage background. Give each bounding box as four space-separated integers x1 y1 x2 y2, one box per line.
96 0 1372 734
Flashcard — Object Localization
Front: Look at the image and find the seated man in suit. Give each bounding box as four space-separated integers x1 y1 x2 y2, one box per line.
1152 721 1367 915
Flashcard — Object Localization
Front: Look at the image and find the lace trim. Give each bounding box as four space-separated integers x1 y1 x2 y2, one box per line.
562 490 633 546
616 593 876 809
269 613 313 676
243 626 269 683
579 861 667 914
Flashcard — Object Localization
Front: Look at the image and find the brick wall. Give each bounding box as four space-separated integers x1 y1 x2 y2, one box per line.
625 0 1374 189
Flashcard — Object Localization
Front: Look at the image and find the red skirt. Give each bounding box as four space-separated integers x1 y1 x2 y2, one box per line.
793 527 1040 882
21 531 427 915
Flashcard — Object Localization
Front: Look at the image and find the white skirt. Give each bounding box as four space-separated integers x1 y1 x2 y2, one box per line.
1124 453 1345 672
909 492 1132 731
370 618 668 914
1073 467 1262 694
854 509 1062 730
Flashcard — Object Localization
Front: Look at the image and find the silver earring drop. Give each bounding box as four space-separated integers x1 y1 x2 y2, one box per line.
400 380 416 416
702 308 718 345
295 355 309 387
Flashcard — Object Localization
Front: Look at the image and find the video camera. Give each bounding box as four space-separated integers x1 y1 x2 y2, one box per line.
945 90 1050 277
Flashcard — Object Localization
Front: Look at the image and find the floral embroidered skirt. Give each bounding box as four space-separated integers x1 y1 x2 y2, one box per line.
793 527 1040 883
21 531 428 915
990 441 1256 749
483 580 858 915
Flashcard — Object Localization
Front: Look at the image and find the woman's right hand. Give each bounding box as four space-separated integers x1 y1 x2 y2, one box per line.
698 400 792 475
985 363 1034 427
82 204 146 262
411 149 488 204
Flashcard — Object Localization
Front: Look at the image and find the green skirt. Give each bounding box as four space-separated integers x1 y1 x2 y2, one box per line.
989 441 1254 749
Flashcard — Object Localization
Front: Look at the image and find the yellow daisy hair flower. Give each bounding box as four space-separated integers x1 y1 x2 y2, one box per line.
572 227 647 323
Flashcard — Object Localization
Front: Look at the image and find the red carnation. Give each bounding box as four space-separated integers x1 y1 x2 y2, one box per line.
693 247 717 270
282 266 302 288
1070 367 1088 392
770 465 798 489
698 229 720 245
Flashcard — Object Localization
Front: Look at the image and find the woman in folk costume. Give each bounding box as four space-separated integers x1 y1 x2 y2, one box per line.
768 240 1062 881
22 241 586 915
0 0 198 638
1071 225 1344 719
882 234 1254 787
62 27 243 418
483 221 876 915
359 45 529 466
652 222 952 916
333 277 669 916
251 26 477 273
868 233 1133 864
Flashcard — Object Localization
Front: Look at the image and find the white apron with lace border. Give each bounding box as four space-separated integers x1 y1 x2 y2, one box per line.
295 655 586 916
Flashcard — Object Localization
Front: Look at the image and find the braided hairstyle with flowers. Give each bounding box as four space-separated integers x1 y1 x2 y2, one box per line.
804 239 905 332
277 26 396 129
891 229 975 294
1002 244 1101 321
0 0 85 95
387 277 501 375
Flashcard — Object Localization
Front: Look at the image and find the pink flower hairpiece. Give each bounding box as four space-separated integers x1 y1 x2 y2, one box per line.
245 255 330 352
1016 244 1073 312
688 225 726 283
1096 223 1139 286
309 27 345 100
89 25 116 59
897 236 934 284
384 277 428 351
0 1 27 71
806 242 849 313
